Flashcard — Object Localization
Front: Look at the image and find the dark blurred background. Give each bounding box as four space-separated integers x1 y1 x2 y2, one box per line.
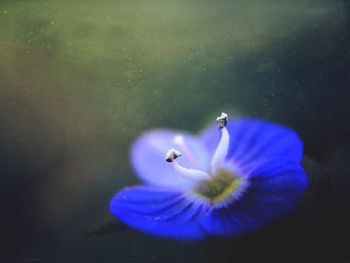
1 0 349 262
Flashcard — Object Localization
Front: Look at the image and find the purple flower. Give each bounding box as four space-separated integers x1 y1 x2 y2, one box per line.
110 113 308 239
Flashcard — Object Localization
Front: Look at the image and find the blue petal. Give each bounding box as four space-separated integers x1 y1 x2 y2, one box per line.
110 186 209 239
201 118 303 169
200 159 307 235
131 130 210 187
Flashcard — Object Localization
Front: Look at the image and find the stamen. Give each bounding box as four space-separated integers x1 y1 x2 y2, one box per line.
165 149 210 181
211 113 230 174
216 112 228 129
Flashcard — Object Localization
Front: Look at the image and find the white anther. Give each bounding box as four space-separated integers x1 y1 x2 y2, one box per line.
216 112 228 129
165 148 182 162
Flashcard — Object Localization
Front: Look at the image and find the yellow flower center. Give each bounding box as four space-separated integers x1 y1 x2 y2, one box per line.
195 170 243 203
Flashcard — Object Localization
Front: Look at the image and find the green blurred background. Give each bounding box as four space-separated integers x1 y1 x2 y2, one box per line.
1 0 349 262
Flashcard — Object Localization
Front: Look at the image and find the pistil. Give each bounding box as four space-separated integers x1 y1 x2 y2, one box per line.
173 135 201 169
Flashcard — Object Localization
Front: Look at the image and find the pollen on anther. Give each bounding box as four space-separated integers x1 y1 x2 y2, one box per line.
165 148 182 162
216 112 228 129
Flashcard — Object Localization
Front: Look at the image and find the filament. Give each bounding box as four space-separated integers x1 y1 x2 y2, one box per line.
210 127 230 174
173 161 210 181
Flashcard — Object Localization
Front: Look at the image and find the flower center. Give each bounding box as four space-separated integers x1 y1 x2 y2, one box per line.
194 169 243 203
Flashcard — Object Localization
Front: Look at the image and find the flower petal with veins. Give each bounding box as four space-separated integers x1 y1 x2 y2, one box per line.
110 117 307 239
